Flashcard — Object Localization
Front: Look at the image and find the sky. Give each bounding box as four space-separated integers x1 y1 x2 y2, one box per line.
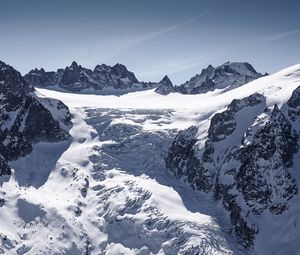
0 0 300 84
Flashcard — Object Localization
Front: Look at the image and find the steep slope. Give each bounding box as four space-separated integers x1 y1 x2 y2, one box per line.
24 62 158 95
33 63 300 255
22 68 63 87
24 61 264 96
154 75 175 95
177 62 265 94
0 107 243 254
165 65 300 252
0 60 72 176
1 62 300 254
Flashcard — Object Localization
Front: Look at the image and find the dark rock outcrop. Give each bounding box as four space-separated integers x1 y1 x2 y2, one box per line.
155 75 175 95
177 62 265 94
0 60 71 175
166 90 300 248
165 126 207 189
23 68 63 87
24 62 156 94
287 85 300 121
24 61 264 95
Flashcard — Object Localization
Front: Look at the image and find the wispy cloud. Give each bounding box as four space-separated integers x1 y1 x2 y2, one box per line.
255 28 300 44
137 55 220 82
105 11 209 59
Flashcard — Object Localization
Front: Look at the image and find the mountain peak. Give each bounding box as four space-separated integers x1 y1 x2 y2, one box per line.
159 75 173 86
178 61 264 94
94 64 110 72
111 63 139 83
155 75 175 95
220 61 259 75
113 63 127 69
0 60 32 94
0 60 13 73
70 61 79 68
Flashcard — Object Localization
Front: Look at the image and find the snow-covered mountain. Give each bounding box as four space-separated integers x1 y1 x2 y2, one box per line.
154 75 176 95
0 61 71 176
24 61 158 95
24 61 264 96
165 66 300 252
1 60 300 254
177 62 265 94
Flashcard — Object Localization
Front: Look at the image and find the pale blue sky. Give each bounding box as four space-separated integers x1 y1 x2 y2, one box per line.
0 0 299 84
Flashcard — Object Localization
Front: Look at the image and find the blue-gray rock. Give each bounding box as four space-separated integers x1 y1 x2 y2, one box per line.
0 60 72 175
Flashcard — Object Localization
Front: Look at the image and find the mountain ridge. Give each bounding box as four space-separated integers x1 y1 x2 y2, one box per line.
1 60 300 254
0 60 72 176
24 61 265 95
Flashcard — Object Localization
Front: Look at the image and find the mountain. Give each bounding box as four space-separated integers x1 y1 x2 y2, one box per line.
24 61 158 94
22 67 63 88
0 60 72 176
154 75 175 95
165 66 300 251
24 61 264 96
177 62 265 94
2 59 300 254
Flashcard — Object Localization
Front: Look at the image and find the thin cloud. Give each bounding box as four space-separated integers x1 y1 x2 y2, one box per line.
255 28 300 43
106 11 209 59
137 56 220 82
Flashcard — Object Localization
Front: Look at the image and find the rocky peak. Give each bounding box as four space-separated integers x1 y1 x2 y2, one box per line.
24 67 61 88
159 75 172 86
111 63 139 82
0 61 33 96
154 75 175 95
165 93 300 248
0 60 72 176
31 67 46 73
94 64 111 72
247 104 299 168
24 62 142 92
69 61 80 69
207 93 265 143
59 61 89 88
177 61 264 94
112 63 127 72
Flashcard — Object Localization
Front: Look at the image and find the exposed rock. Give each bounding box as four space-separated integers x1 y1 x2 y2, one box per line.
165 126 202 187
177 62 265 94
0 60 72 175
287 85 300 121
155 75 175 95
59 61 96 91
25 62 154 93
23 68 63 87
166 91 300 248
236 105 298 213
24 61 264 95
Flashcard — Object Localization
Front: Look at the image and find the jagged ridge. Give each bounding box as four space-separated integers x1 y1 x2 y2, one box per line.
166 87 300 248
0 60 72 175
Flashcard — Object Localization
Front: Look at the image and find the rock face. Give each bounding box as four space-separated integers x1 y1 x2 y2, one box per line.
0 61 72 175
177 62 265 94
24 61 264 95
287 85 300 122
23 68 63 88
166 90 300 248
155 75 175 95
24 62 157 94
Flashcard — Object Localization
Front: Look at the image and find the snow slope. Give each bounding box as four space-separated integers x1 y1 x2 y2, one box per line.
0 108 242 254
1 64 300 254
36 64 300 115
